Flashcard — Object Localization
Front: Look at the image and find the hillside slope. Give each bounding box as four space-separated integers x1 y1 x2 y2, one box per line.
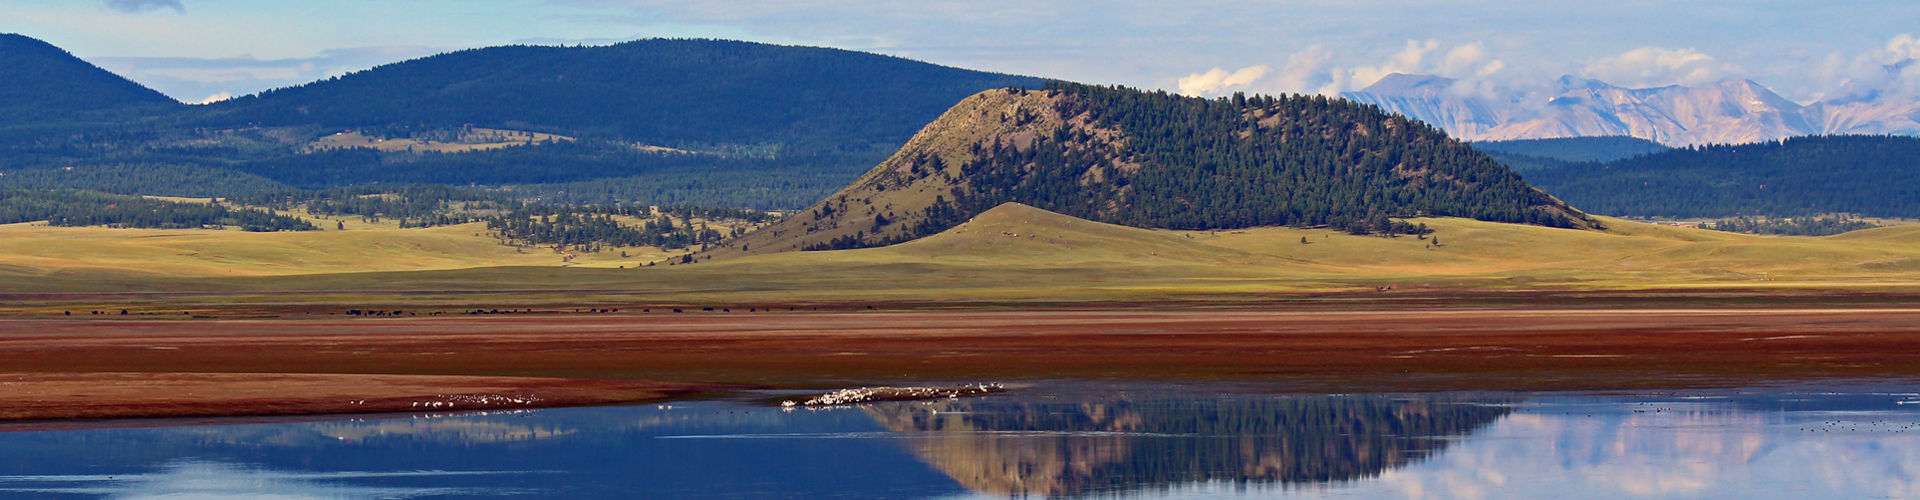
0 33 180 125
713 84 1588 257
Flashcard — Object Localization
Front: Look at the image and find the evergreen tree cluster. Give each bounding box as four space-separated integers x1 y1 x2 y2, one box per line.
0 189 316 231
489 163 860 210
1524 135 1920 218
227 140 878 190
0 163 291 197
1471 136 1669 163
228 185 774 249
229 185 514 227
484 204 748 251
1700 215 1881 236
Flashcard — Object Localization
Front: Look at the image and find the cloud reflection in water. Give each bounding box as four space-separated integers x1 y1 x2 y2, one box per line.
1363 398 1920 500
0 460 535 499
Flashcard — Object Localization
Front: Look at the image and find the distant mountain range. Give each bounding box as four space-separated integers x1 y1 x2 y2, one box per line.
1343 71 1920 146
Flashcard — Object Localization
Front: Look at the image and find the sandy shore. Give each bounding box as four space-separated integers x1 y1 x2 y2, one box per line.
0 372 715 423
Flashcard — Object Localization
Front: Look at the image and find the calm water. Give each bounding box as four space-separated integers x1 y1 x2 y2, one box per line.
4 382 1920 499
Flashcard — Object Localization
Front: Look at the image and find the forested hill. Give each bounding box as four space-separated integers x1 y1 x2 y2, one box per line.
199 39 1046 153
0 33 180 125
1523 135 1920 218
0 36 1042 208
714 83 1589 257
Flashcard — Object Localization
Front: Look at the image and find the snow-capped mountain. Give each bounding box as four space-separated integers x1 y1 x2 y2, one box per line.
1341 69 1920 146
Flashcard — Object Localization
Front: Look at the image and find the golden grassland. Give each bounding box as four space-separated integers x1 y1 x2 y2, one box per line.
0 221 676 277
3 203 1919 311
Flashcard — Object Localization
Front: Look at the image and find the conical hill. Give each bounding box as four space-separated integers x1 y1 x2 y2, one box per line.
712 82 1590 258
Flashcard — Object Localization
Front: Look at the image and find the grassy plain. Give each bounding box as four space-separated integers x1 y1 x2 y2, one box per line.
0 203 1916 316
0 221 687 278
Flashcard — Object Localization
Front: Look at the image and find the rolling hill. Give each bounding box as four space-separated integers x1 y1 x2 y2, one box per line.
0 33 180 127
198 38 1046 154
711 83 1589 257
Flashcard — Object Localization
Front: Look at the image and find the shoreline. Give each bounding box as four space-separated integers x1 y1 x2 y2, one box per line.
0 372 721 425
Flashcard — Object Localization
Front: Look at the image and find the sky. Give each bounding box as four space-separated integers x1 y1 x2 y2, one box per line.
3 0 1918 105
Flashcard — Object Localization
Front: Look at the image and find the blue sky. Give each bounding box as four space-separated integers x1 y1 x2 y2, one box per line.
4 0 1917 104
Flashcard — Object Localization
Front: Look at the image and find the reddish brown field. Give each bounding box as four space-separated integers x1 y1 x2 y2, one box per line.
6 306 1920 423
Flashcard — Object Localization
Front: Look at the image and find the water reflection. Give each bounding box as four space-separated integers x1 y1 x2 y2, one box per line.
862 394 1513 498
1363 395 1920 500
4 388 1920 499
0 460 526 499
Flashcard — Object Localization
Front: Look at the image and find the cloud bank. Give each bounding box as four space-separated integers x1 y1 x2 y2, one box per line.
1169 33 1920 110
1581 47 1737 88
1175 40 1510 99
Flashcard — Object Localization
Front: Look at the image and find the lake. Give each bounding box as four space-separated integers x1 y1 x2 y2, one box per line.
3 381 1918 499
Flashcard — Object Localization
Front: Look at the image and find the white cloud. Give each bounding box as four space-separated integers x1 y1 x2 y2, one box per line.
101 0 183 13
1581 47 1738 88
1177 66 1268 96
1887 34 1920 60
1348 39 1443 91
195 92 232 105
1442 44 1507 78
1184 40 1509 98
1273 45 1337 95
1774 34 1920 102
0 460 508 500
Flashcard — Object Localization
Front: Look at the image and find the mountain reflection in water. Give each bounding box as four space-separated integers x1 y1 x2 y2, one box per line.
8 388 1920 499
861 394 1514 498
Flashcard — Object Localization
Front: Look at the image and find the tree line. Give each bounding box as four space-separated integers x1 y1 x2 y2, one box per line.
0 189 315 231
1523 135 1920 219
1699 215 1881 236
229 185 775 249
